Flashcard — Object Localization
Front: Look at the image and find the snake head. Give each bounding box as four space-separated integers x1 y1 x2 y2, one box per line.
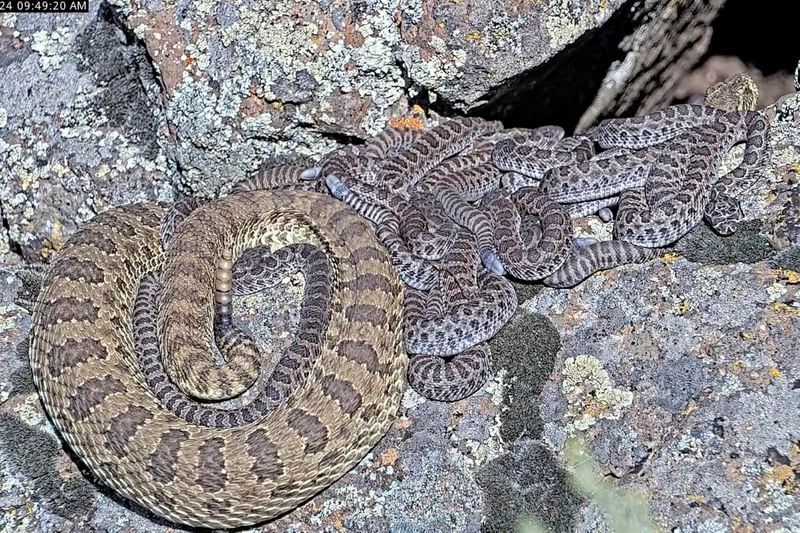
324 174 350 200
580 125 601 140
572 236 599 249
500 172 537 194
597 207 614 223
300 166 322 180
481 251 505 276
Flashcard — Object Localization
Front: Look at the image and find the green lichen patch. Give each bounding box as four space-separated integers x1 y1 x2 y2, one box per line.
562 355 633 432
476 440 583 533
489 312 560 443
673 220 775 265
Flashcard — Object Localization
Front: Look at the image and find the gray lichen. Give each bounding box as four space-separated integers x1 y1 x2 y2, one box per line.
0 8 175 260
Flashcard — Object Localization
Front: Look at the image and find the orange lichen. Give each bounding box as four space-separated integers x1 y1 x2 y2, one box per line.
331 513 347 533
380 447 399 466
687 493 707 505
775 268 800 284
772 302 800 315
681 401 698 417
764 464 797 491
389 115 425 130
393 417 412 430
466 30 482 42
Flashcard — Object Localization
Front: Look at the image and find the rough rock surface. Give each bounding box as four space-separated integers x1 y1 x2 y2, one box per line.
3 0 728 260
3 3 799 532
3 87 799 531
573 0 728 131
0 7 175 262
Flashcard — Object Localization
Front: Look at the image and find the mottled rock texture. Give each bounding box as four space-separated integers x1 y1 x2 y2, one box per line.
3 2 798 532
531 91 800 531
3 0 727 260
0 6 175 262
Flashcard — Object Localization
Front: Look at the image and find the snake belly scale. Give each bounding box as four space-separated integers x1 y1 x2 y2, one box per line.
29 190 406 528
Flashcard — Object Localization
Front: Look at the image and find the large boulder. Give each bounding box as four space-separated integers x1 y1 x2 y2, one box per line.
3 0 727 260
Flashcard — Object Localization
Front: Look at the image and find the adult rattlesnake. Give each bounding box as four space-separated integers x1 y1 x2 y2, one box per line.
29 191 406 528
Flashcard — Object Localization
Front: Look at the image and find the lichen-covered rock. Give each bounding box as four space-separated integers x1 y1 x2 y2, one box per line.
3 4 798 532
0 7 176 261
2 0 731 259
119 0 728 196
527 92 800 530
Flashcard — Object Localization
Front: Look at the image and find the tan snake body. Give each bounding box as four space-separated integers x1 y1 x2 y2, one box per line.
29 191 406 528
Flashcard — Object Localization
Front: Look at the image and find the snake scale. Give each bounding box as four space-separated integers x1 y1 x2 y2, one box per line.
28 76 770 527
29 191 406 528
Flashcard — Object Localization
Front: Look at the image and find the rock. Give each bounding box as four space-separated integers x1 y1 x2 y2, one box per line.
527 91 800 530
674 55 795 110
571 0 728 131
3 1 731 259
0 6 175 262
3 3 798 532
124 0 731 194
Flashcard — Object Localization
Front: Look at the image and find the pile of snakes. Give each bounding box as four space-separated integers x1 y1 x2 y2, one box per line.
28 103 770 527
237 103 770 403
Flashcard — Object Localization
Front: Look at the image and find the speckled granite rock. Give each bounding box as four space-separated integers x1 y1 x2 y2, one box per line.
2 88 798 531
3 1 730 259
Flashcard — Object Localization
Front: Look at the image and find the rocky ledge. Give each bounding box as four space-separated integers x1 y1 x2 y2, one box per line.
1 2 799 532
